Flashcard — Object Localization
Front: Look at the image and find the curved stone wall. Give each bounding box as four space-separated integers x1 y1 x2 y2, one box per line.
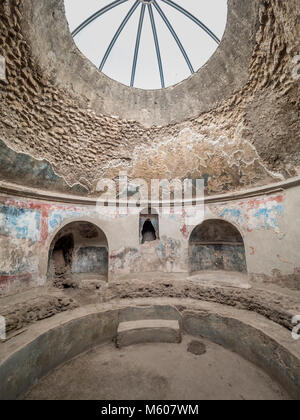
0 179 299 293
0 302 299 400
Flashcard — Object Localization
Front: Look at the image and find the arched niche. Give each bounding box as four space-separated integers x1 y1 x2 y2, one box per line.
48 221 109 287
140 208 159 244
189 219 247 274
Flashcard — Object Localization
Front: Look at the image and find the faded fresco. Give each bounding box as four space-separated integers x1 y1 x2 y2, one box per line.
0 191 297 292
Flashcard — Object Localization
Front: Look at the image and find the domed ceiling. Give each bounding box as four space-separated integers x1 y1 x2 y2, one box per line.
64 0 227 89
0 0 299 197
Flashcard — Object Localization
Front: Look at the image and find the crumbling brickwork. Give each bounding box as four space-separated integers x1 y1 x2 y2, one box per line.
0 0 299 196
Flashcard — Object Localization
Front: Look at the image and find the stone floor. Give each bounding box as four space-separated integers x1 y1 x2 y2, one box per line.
22 335 289 400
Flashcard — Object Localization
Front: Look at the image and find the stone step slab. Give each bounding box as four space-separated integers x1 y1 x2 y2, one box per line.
116 319 181 348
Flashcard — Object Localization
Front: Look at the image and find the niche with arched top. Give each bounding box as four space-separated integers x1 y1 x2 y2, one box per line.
140 209 159 244
48 221 109 288
189 220 247 274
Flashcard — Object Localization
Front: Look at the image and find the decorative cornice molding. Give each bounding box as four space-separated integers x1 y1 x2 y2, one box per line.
0 177 299 207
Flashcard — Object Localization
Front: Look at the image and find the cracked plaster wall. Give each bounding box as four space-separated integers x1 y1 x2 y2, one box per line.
0 186 299 294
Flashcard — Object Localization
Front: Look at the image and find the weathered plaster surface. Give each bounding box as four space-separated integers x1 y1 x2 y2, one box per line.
0 183 299 293
0 204 41 242
73 248 108 275
190 245 247 274
208 194 285 236
189 220 247 273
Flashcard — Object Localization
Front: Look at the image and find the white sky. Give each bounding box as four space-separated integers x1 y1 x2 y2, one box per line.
64 0 228 90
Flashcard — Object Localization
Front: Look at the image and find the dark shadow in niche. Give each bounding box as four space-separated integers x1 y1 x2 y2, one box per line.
53 234 74 268
140 208 159 244
50 233 75 289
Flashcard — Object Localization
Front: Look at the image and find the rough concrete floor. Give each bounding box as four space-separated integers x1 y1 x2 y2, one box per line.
22 336 290 401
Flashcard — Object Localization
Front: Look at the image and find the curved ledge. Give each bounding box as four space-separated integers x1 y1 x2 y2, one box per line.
0 300 299 400
21 0 259 126
0 177 299 207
